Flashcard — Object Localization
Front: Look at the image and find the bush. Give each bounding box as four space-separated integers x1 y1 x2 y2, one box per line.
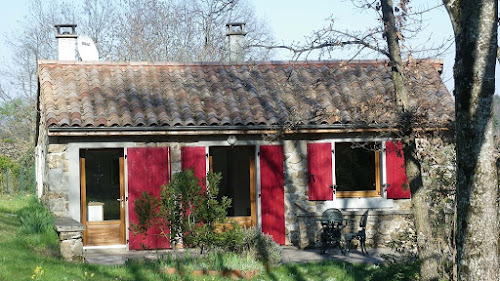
217 221 245 253
18 197 54 234
132 170 232 253
243 227 282 267
0 153 35 194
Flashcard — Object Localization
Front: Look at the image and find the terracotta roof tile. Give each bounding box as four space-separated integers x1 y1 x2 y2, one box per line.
38 60 454 130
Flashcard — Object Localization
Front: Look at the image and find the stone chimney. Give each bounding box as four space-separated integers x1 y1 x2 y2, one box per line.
226 23 247 62
55 24 77 61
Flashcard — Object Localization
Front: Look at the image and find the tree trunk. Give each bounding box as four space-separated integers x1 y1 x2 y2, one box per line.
402 138 440 281
380 1 440 280
444 1 500 280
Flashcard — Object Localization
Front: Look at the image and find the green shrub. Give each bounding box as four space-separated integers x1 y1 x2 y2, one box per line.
0 155 16 170
217 221 245 253
216 252 263 272
132 170 232 253
131 191 158 233
243 227 282 267
18 197 54 234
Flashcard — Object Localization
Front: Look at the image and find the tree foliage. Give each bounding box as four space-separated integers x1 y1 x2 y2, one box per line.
0 98 36 142
0 97 37 194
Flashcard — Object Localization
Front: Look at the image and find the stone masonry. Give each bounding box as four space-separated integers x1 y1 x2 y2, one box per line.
46 144 70 217
54 217 85 261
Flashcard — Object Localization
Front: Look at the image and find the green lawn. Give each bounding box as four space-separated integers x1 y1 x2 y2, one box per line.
0 194 419 281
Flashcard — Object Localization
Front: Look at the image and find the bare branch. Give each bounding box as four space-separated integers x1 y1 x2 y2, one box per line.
250 33 390 59
0 84 10 102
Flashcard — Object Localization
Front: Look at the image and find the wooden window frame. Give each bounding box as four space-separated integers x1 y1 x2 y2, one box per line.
208 146 257 229
335 145 382 198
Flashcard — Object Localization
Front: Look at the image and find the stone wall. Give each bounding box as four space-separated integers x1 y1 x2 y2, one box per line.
45 144 70 216
295 209 414 249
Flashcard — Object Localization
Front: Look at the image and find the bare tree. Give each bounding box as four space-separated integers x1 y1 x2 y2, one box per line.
380 1 441 280
109 0 272 62
0 84 8 102
112 0 175 61
443 1 499 280
181 0 273 61
251 1 449 280
191 0 238 60
1 0 272 92
78 0 118 60
0 0 76 143
4 0 57 100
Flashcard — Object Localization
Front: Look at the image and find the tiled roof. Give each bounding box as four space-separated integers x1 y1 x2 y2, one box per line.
37 60 453 130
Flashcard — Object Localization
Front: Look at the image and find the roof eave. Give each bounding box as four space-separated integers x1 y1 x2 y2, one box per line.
47 123 451 137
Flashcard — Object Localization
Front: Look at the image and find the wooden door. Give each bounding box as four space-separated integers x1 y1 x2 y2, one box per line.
80 149 126 246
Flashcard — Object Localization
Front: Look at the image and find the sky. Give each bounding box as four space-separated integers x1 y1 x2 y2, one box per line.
0 0 460 94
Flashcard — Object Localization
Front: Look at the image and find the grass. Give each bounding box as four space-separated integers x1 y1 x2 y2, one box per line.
159 251 264 274
0 193 30 213
0 194 419 281
260 260 420 281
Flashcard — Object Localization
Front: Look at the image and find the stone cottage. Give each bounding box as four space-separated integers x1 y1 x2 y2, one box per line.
35 25 454 256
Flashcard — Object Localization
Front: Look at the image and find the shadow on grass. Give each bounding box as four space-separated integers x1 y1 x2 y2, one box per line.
1 208 419 281
259 259 419 281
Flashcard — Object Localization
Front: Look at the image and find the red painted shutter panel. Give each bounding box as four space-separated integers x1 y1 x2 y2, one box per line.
386 141 410 199
260 145 285 245
307 143 333 200
181 147 207 189
127 147 171 250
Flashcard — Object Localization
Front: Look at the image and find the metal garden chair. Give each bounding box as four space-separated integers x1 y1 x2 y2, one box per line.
344 210 369 255
319 208 346 254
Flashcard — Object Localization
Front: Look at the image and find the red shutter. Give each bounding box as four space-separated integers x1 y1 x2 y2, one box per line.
181 146 207 189
260 145 285 245
127 147 171 250
307 143 333 200
386 141 410 199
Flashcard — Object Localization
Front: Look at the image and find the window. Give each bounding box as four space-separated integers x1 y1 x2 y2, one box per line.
307 141 408 200
208 146 256 228
334 142 381 198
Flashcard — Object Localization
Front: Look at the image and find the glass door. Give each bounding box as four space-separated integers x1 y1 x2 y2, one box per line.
80 149 125 246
